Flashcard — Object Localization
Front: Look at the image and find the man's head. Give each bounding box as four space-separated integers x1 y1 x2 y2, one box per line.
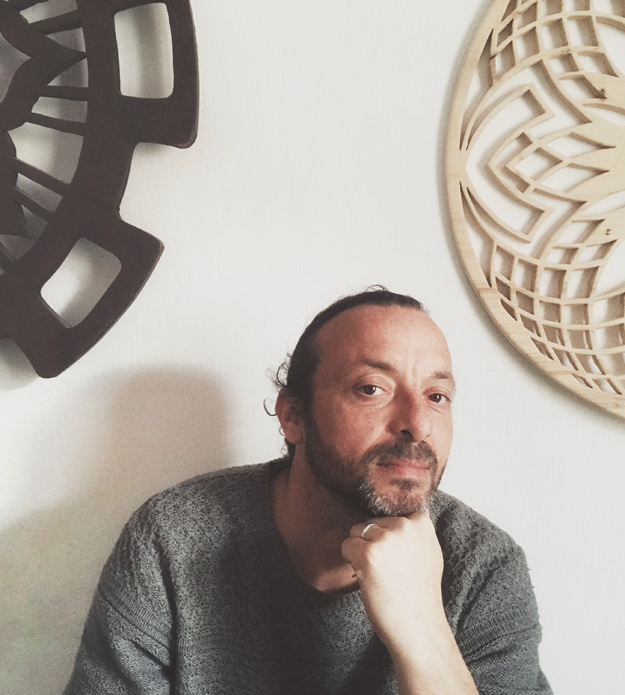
275 288 425 422
275 287 454 517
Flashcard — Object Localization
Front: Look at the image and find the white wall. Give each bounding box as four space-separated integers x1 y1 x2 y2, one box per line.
2 1 624 693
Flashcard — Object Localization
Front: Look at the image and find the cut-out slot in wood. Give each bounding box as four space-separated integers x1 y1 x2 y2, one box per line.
41 238 122 327
114 3 174 98
20 0 79 23
0 37 27 102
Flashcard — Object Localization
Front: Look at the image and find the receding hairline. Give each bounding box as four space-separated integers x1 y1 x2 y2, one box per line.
311 302 448 374
313 301 433 346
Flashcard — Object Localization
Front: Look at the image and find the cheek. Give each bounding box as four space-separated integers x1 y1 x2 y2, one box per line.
437 419 453 459
336 414 387 457
313 401 382 452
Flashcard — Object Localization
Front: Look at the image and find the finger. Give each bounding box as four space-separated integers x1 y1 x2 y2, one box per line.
350 520 384 541
341 533 376 569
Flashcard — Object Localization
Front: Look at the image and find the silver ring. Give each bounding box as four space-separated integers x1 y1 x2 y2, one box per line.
361 522 377 541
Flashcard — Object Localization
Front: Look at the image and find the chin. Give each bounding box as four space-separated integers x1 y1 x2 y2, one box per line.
356 478 434 517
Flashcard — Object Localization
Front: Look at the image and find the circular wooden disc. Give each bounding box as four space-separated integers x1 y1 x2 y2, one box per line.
446 0 625 420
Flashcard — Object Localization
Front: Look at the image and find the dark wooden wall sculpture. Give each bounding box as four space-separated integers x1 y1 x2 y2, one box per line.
0 0 198 377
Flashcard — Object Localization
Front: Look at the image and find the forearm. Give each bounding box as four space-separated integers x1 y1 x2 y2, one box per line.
388 621 478 695
343 515 479 694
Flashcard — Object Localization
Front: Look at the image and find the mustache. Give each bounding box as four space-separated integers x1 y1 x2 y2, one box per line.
363 439 438 468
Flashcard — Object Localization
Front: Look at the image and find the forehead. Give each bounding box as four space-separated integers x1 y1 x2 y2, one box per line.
314 304 452 375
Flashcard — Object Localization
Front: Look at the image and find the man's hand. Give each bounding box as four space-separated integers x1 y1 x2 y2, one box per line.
341 514 478 695
341 513 444 651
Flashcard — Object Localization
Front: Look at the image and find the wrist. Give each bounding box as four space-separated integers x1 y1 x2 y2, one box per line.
386 620 478 695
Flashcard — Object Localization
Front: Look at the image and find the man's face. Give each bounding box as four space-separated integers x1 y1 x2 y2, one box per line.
300 304 454 517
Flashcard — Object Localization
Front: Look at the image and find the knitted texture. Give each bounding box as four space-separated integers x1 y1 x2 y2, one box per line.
64 461 551 694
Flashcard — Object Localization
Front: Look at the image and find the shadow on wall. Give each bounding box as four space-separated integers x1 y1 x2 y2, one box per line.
0 367 233 695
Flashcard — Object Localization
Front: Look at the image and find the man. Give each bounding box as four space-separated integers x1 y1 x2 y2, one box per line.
65 288 551 694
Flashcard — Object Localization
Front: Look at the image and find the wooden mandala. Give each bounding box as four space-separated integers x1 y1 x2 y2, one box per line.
446 0 625 419
0 0 198 377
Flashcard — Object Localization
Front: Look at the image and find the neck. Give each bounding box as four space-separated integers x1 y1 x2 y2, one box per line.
270 457 364 594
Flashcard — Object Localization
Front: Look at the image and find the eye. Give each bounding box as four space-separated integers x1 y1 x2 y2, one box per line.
429 393 451 404
359 384 382 396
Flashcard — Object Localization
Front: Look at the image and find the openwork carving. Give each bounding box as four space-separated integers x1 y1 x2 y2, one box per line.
446 0 625 419
0 0 198 377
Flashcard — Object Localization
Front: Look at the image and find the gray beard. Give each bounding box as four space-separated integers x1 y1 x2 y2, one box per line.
355 476 433 517
303 416 441 518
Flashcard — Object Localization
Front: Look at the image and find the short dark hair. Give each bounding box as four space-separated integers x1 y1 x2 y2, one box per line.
274 286 425 457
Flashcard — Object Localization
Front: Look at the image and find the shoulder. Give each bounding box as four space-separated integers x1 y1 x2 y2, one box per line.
151 459 272 503
431 491 539 637
132 461 273 530
109 461 280 569
431 494 550 689
98 462 278 606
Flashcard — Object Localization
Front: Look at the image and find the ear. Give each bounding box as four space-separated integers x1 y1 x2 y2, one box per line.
275 390 305 446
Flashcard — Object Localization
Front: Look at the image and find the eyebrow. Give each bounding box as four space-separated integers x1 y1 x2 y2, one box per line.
433 371 456 393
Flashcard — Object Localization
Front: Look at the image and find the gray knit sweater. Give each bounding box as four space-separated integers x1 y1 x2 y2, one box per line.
64 460 551 694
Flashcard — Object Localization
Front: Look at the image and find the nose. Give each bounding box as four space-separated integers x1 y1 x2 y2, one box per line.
391 391 432 442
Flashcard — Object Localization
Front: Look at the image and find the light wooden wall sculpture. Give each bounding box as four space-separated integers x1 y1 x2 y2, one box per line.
446 0 625 419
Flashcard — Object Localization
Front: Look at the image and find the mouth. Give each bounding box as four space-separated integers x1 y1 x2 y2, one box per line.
376 459 431 478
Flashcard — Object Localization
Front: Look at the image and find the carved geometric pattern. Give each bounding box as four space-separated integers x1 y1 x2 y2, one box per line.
446 0 625 419
0 0 198 377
